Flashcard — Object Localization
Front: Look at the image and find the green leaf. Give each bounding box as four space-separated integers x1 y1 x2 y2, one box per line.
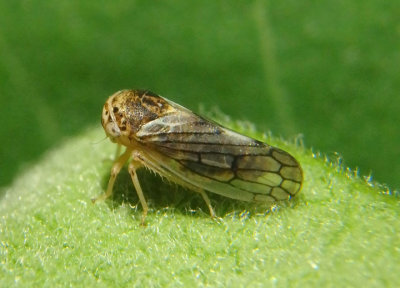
1 124 399 287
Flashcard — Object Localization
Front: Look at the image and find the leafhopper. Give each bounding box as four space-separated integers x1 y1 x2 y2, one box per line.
93 90 303 223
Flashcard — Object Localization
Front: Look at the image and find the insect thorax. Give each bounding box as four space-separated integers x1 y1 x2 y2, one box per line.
104 90 173 136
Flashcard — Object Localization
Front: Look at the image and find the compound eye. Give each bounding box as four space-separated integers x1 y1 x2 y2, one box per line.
105 122 121 138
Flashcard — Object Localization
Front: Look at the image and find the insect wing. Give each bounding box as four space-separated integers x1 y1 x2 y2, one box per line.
136 98 302 202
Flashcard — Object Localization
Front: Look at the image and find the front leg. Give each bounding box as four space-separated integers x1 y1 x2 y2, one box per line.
92 148 132 203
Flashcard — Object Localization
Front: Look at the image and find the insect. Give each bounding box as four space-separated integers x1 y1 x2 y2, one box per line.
93 89 303 223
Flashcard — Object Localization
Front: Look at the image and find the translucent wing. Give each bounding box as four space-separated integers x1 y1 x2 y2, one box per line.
134 97 303 203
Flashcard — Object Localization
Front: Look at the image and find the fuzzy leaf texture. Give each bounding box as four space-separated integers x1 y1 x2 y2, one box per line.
1 124 399 287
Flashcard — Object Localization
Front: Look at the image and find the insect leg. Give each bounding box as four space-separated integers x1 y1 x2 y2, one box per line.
92 148 132 203
198 189 216 218
114 143 122 160
131 151 217 218
128 160 148 225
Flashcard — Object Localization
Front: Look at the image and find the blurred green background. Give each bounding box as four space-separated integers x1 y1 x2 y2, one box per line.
0 1 399 191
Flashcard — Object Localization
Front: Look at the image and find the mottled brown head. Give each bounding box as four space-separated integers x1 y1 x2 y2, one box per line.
101 89 172 145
